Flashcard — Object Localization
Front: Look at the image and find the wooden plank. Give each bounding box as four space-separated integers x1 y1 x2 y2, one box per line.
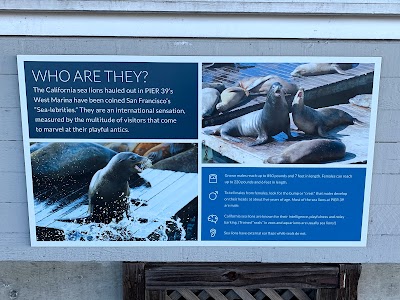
232 288 256 300
123 262 146 300
3 0 400 16
176 289 200 300
260 288 284 300
288 289 311 300
204 289 229 300
316 289 337 300
337 264 361 300
147 290 166 300
145 263 339 289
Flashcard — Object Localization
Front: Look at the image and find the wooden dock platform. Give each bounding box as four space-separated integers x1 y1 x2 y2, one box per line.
202 63 374 127
35 169 198 241
202 103 371 165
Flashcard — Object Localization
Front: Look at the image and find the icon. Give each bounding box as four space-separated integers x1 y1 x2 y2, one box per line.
210 228 217 238
209 174 218 184
209 191 218 201
207 214 218 224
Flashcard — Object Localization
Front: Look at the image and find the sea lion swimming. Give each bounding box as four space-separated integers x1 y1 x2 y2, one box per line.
291 63 349 77
291 88 360 137
266 139 346 164
207 82 292 146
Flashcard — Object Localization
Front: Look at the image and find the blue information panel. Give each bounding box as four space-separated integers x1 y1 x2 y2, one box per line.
18 56 380 247
202 167 366 241
24 61 198 139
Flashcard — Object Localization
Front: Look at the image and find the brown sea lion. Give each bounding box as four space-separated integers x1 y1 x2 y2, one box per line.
290 63 349 77
144 143 193 163
133 143 160 156
266 139 346 164
206 82 292 146
237 75 298 110
216 86 248 112
291 88 360 137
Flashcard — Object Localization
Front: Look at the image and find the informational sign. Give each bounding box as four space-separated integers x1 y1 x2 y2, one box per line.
18 56 381 246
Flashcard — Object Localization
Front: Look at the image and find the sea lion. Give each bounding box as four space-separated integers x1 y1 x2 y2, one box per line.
291 88 360 137
239 75 297 94
202 87 221 117
31 142 117 182
237 75 298 109
87 152 152 224
152 146 198 173
202 82 226 93
290 63 348 77
144 143 193 163
207 82 292 146
266 139 346 164
216 86 248 112
133 143 160 156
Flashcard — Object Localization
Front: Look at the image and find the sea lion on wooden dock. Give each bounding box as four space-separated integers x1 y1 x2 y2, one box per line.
207 82 292 146
237 75 298 110
290 63 349 77
202 82 226 93
266 139 346 164
291 88 360 137
87 152 152 224
216 86 248 112
202 87 221 117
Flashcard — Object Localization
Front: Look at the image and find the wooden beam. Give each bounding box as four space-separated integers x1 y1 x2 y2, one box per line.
145 263 339 290
338 264 362 300
316 288 338 300
123 262 146 300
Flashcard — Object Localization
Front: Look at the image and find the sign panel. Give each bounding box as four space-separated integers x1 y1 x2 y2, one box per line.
18 56 380 246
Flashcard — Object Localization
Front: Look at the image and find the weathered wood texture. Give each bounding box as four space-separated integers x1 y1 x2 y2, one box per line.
0 36 399 261
145 263 339 289
124 263 146 300
124 263 363 300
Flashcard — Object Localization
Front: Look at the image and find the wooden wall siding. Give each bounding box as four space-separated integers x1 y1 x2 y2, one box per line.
1 0 399 15
123 263 361 300
1 37 400 261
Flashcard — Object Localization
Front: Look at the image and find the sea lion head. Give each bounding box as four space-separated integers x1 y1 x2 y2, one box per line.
267 82 284 101
109 152 152 175
215 102 228 111
292 88 305 106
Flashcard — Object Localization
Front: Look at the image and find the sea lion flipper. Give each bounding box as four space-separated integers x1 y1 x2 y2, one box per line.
248 136 269 147
317 126 329 138
332 64 347 75
221 134 242 143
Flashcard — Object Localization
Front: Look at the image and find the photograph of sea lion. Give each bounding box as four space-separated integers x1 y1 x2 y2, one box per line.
30 142 198 242
201 61 377 165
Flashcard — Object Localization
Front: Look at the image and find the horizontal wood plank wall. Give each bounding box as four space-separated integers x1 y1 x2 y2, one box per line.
1 37 399 261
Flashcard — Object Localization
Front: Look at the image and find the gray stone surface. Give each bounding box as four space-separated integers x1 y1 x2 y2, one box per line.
0 262 122 300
